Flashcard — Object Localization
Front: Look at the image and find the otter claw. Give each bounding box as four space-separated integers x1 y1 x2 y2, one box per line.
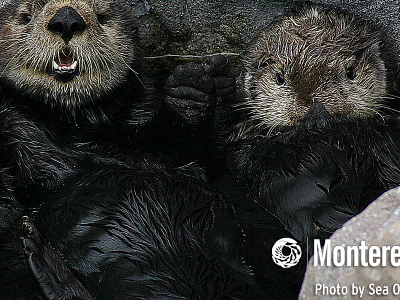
20 215 33 238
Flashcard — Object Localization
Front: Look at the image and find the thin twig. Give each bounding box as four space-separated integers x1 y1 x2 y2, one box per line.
141 52 240 60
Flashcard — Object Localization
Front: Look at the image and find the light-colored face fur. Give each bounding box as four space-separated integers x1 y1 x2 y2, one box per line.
0 0 137 107
240 6 387 131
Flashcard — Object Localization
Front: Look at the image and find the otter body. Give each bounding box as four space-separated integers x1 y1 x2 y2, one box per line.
228 4 400 244
21 163 267 300
0 0 160 232
163 4 400 298
0 1 268 299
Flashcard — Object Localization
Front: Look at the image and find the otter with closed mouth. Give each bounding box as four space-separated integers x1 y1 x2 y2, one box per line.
228 4 400 244
234 4 398 137
164 4 400 297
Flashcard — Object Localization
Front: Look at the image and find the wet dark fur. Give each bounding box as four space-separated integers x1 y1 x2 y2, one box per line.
228 110 400 242
19 162 268 300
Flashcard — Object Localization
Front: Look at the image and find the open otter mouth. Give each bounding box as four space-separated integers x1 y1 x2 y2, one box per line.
49 52 79 82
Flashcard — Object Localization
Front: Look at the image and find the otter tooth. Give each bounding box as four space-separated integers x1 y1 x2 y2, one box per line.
70 61 78 70
53 61 59 70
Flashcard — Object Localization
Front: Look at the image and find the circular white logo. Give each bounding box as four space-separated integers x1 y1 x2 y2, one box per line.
272 238 302 268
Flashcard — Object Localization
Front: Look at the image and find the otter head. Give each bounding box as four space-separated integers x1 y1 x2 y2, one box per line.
240 6 388 130
0 0 138 107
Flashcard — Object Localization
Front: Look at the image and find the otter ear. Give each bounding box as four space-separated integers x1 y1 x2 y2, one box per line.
355 36 382 61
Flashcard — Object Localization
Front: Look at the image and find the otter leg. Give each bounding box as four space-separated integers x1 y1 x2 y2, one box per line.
163 55 236 175
21 216 94 300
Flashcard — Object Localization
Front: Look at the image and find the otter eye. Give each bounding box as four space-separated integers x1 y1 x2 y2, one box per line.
346 67 356 80
21 13 32 25
97 14 108 25
258 62 268 69
276 73 285 85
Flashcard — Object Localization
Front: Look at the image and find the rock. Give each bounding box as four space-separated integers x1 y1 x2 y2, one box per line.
131 0 400 56
130 0 400 94
299 187 400 299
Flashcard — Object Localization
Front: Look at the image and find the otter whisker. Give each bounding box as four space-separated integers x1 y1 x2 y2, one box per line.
92 46 112 81
381 106 400 115
122 59 146 90
4 38 28 50
267 121 281 137
382 93 400 101
363 106 385 121
0 39 24 42
95 38 126 77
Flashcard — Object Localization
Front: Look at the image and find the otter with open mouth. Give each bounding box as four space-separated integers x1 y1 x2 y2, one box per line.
0 1 267 299
1 0 140 108
0 0 158 233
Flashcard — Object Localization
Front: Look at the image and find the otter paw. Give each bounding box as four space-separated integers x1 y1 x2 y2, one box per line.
165 62 215 123
203 55 235 100
21 216 94 300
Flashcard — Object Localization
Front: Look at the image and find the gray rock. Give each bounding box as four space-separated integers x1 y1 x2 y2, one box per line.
130 0 400 92
130 0 400 56
299 187 400 300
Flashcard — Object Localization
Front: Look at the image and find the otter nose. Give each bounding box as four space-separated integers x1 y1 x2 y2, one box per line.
48 6 86 44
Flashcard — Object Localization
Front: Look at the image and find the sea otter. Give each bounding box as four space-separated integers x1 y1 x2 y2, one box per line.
227 3 400 244
0 0 186 233
233 4 397 136
166 2 400 245
0 0 153 295
0 0 269 299
222 4 400 242
164 3 400 297
1 0 142 109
